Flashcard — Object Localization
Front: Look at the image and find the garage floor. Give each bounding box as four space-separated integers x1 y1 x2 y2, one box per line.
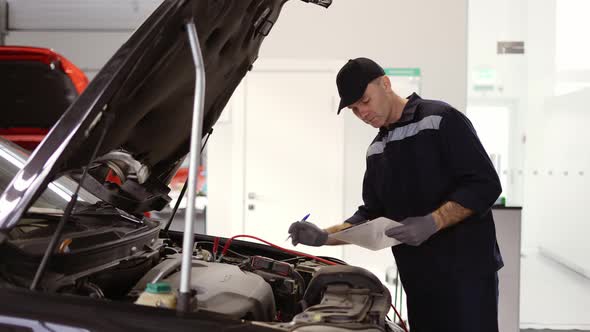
520 251 590 331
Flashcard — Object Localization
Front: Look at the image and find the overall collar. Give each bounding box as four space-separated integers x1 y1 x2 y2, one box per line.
379 92 421 133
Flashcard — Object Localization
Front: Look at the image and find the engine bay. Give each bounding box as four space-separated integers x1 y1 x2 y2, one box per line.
0 220 403 332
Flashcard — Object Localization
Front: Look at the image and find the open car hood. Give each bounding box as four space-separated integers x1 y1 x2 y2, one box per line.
0 0 290 229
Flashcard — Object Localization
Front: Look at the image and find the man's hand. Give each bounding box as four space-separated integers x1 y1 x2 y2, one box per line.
288 221 328 247
385 214 439 246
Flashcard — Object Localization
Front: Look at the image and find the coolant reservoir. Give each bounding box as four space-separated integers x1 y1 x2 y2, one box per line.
135 282 176 309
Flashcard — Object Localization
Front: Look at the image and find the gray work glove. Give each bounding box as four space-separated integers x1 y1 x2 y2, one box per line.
385 214 439 246
288 221 328 247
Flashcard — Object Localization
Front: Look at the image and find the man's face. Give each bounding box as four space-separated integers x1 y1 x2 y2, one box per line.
347 77 391 128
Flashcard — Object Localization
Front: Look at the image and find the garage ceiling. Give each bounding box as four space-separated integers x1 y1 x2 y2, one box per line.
2 1 166 77
6 0 162 31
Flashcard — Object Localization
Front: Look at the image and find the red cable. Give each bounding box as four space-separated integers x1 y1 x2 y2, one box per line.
220 234 337 266
212 237 220 256
390 304 409 332
220 234 408 332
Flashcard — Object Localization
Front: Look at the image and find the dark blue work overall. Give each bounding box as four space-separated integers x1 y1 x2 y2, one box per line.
346 93 504 332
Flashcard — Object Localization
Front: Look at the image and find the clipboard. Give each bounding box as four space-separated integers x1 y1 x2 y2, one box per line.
328 217 403 251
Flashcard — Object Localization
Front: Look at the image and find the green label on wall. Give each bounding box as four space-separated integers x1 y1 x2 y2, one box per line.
384 68 421 77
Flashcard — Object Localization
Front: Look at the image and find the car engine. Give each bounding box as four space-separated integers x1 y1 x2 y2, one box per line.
1 228 404 332
127 241 403 332
131 255 278 321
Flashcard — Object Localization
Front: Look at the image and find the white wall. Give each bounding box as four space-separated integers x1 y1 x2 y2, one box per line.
261 0 467 111
520 0 557 252
467 0 545 250
467 0 527 209
206 87 247 237
524 0 590 277
468 0 590 276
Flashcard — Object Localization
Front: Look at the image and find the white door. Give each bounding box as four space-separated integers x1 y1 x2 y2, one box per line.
243 70 344 258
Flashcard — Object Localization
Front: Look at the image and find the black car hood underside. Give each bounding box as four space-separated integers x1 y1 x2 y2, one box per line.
0 0 288 229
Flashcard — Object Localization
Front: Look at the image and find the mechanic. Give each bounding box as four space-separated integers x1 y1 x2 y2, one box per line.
287 57 504 332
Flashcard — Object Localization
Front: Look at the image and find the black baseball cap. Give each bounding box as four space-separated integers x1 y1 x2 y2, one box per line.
336 57 385 114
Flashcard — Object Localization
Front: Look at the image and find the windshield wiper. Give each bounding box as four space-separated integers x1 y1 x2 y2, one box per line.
70 200 114 214
25 207 65 216
72 202 144 226
30 112 114 291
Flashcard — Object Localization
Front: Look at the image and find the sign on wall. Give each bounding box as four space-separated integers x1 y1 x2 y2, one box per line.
384 68 421 97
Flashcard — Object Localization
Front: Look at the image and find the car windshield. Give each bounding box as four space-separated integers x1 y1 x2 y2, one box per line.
0 138 99 214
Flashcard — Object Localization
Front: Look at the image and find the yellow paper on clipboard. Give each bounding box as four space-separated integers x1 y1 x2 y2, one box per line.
328 217 403 251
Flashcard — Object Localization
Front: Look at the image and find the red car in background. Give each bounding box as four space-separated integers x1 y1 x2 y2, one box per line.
0 46 205 220
0 46 89 150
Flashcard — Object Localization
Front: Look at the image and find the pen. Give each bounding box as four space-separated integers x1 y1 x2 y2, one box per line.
286 213 311 242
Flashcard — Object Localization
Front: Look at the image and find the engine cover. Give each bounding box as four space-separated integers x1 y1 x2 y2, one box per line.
133 256 276 321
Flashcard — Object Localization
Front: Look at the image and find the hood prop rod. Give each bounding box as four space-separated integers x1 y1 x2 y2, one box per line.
177 20 206 314
162 127 212 236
